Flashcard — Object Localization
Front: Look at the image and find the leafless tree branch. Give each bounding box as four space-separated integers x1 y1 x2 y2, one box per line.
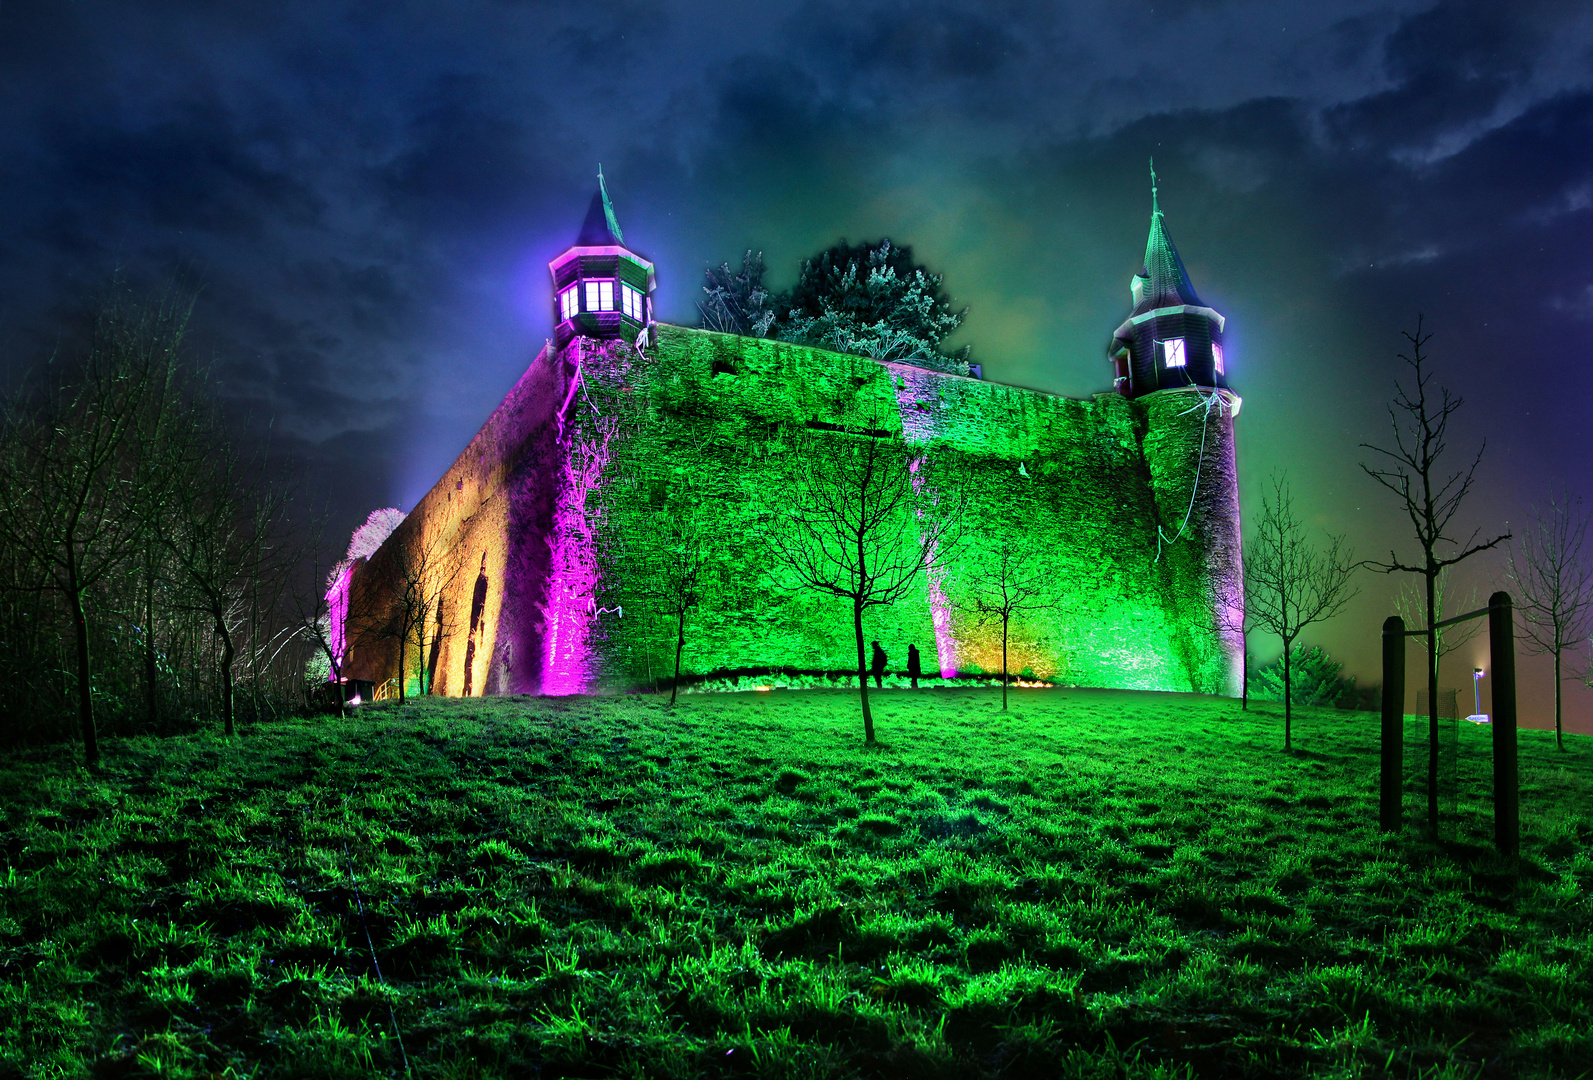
1245 473 1358 749
768 421 958 743
1510 490 1593 750
1357 315 1510 832
955 540 1055 710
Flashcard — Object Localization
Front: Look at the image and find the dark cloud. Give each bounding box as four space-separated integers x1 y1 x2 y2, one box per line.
52 102 322 238
800 1 1030 85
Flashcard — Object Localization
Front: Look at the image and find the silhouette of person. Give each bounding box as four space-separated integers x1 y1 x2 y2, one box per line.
870 641 888 689
907 644 921 689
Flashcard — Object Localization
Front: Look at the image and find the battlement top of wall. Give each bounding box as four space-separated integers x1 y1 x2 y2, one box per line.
651 323 1122 409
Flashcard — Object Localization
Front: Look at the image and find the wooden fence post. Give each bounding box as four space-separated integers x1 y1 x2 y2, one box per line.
1488 592 1519 856
1381 615 1405 832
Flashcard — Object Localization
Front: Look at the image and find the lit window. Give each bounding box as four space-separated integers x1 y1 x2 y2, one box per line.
599 280 614 311
559 286 578 321
1212 343 1225 374
622 284 643 320
1163 338 1186 368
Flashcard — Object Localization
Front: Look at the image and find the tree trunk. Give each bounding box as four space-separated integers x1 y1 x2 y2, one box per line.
398 635 407 703
1554 648 1563 751
67 565 99 768
248 572 260 723
1001 618 1010 711
330 643 345 718
416 615 428 696
428 607 445 696
1283 639 1292 750
1241 639 1248 711
144 549 159 730
853 599 874 744
670 608 686 706
216 615 235 738
1426 570 1439 834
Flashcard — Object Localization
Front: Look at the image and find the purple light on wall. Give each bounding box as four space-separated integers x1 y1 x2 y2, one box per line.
1210 414 1247 695
538 342 623 695
920 529 958 679
909 459 958 680
893 366 958 678
890 363 942 444
326 564 352 679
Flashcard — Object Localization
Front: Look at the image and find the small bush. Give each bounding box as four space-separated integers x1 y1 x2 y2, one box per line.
1248 645 1355 706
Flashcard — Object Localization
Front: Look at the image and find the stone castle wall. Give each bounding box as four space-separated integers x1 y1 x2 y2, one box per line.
341 324 1242 697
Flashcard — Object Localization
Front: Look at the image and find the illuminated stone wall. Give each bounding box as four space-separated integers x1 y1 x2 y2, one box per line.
342 347 561 696
341 324 1243 696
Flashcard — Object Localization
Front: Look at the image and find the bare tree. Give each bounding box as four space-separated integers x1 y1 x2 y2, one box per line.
163 424 294 737
365 528 460 701
1393 566 1482 668
1360 317 1510 831
1244 474 1358 749
299 582 347 716
640 504 707 706
770 428 953 744
0 290 190 765
240 479 307 722
1510 491 1593 751
1216 604 1251 710
295 519 350 717
956 540 1053 710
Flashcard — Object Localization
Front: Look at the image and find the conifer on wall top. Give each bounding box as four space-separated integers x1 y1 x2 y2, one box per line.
698 251 775 339
699 239 970 375
779 240 968 373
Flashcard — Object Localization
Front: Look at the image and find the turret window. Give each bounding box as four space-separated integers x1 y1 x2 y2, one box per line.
559 285 579 322
621 283 643 320
1213 343 1225 374
1163 337 1186 368
585 280 616 312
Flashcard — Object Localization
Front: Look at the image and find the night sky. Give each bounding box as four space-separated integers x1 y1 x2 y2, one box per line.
3 1 1591 729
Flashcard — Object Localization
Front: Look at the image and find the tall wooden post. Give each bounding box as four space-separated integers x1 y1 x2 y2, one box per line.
1381 616 1405 832
1488 592 1519 856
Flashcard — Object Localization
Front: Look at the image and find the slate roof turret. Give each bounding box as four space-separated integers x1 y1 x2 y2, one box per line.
575 166 625 247
1133 162 1201 315
550 167 655 350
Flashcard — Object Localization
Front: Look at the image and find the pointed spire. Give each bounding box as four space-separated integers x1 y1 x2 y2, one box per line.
599 165 623 244
575 165 626 247
1135 160 1200 313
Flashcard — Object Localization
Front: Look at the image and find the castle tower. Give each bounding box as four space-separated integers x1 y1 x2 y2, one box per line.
550 168 656 350
1110 165 1245 695
1108 164 1232 398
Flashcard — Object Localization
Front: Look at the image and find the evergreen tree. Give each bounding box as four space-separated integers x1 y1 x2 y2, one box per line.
1249 645 1356 707
698 251 776 338
775 240 969 374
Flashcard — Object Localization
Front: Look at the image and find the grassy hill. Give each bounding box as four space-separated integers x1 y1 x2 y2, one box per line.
2 688 1591 1078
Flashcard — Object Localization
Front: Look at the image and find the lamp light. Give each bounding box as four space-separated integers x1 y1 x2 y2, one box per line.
1467 667 1489 724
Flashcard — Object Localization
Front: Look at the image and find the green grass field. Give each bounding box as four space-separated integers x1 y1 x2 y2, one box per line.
2 689 1591 1079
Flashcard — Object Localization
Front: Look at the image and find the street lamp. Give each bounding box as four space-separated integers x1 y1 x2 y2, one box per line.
1467 666 1489 724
